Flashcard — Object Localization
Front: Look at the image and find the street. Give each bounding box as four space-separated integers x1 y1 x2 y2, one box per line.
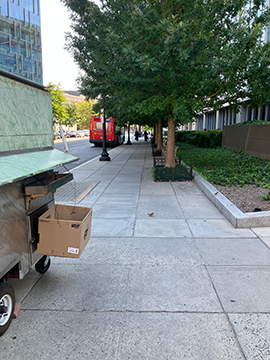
54 138 114 171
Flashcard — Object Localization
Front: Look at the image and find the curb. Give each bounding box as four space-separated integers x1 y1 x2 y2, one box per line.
194 170 270 228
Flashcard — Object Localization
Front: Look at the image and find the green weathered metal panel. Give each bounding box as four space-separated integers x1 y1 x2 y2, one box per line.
0 150 78 186
0 74 53 152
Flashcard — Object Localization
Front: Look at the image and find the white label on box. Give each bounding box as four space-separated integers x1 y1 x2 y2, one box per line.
68 247 79 255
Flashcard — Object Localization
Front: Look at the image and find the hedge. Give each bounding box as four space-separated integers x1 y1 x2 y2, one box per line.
175 130 222 148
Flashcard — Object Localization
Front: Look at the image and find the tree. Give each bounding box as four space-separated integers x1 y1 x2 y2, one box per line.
46 82 69 123
61 0 270 166
76 99 96 129
65 101 78 128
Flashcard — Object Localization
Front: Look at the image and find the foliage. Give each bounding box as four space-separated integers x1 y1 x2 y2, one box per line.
76 99 96 129
143 125 154 132
46 83 69 122
154 164 192 182
262 192 270 200
232 120 270 126
176 130 222 148
61 0 270 121
61 0 270 166
176 142 270 188
65 102 78 127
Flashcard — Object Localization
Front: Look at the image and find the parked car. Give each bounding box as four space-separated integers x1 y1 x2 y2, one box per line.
54 131 61 139
69 131 80 138
77 131 84 137
82 130 89 137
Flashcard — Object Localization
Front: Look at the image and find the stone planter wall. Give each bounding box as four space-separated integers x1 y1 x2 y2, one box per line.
222 124 270 160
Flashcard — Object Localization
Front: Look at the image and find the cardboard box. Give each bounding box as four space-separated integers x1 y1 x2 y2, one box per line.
38 204 92 258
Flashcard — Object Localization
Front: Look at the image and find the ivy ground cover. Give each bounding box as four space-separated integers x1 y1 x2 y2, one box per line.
176 142 270 188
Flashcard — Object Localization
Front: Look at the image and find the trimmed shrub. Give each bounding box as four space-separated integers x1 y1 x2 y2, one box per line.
175 130 222 148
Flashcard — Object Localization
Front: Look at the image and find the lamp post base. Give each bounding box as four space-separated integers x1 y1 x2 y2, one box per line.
99 150 111 161
126 139 132 145
99 154 111 161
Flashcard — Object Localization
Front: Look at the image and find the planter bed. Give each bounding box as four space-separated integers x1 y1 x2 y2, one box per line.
153 156 193 182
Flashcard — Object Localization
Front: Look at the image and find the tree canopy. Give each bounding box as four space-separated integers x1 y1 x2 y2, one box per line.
61 0 270 166
47 82 69 123
76 99 96 129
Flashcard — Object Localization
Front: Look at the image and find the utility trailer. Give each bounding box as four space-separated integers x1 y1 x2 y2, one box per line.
0 70 78 336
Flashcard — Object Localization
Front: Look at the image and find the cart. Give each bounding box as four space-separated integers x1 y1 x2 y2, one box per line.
0 70 78 336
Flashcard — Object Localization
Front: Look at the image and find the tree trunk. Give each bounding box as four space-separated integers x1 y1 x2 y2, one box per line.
156 117 163 152
165 117 175 168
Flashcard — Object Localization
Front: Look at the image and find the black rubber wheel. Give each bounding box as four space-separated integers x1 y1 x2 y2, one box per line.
0 283 15 336
35 256 51 274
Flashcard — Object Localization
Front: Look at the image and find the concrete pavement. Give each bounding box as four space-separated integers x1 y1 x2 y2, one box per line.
2 141 270 359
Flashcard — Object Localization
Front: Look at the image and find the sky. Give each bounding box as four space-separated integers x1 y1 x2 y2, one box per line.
40 0 101 91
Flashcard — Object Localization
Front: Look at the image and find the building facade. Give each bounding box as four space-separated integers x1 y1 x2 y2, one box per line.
63 90 85 104
0 0 42 84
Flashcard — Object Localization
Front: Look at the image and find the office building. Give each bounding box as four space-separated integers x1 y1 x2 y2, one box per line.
0 0 42 84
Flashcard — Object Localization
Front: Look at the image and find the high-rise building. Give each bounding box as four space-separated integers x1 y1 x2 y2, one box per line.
0 0 42 84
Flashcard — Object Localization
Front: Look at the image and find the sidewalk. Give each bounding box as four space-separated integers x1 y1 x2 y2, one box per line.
2 141 270 359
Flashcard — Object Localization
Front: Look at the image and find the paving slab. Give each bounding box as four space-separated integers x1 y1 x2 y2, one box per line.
52 237 133 265
131 237 202 266
136 194 184 219
92 204 137 219
177 194 225 219
119 312 244 360
229 313 270 360
252 227 270 238
103 184 141 194
172 181 203 195
7 269 41 303
187 219 257 238
91 218 134 237
22 264 129 311
208 266 270 312
1 311 122 360
195 238 270 265
140 182 175 195
134 218 192 237
125 265 222 312
259 237 270 249
95 194 139 205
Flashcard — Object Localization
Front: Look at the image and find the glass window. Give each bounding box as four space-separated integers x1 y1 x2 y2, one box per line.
96 122 108 130
0 2 8 16
5 53 16 67
9 3 24 21
0 20 13 34
21 29 30 41
20 0 33 12
16 25 20 38
26 44 30 57
0 32 9 51
0 0 42 84
30 12 40 26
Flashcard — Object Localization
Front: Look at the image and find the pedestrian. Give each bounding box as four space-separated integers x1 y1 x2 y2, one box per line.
135 129 139 141
144 131 148 142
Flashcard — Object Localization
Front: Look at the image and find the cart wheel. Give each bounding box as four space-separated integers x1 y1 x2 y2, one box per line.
0 283 15 336
35 256 51 274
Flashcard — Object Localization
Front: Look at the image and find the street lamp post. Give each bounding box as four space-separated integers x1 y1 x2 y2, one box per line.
126 121 132 145
99 98 111 161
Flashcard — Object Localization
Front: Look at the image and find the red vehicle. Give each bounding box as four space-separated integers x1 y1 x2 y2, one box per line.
89 116 124 146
